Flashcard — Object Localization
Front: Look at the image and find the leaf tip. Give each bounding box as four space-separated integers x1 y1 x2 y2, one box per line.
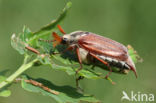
67 1 72 8
11 33 16 40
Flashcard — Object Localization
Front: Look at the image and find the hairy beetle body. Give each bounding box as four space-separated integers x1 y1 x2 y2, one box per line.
61 31 137 77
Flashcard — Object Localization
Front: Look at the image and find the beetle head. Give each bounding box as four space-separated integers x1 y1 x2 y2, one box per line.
52 25 87 47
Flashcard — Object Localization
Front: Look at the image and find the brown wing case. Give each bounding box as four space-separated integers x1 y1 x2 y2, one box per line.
78 33 128 61
78 33 137 77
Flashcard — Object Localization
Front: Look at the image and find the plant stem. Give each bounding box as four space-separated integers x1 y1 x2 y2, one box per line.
0 57 38 89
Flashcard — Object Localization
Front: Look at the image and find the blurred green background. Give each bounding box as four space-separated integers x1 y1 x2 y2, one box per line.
0 0 156 103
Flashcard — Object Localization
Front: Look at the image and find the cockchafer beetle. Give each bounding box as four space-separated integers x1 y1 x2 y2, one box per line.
45 25 137 87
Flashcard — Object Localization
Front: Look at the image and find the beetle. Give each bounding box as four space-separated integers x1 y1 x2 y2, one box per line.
50 25 137 86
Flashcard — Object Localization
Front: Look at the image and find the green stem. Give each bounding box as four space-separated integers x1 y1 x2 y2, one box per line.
0 57 38 89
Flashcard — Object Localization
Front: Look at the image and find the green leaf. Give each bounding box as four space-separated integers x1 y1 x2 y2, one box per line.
38 54 102 80
11 26 34 55
0 76 6 83
128 45 142 64
28 1 72 47
11 33 26 55
21 75 100 103
0 89 11 97
0 76 11 97
34 2 72 35
22 26 34 43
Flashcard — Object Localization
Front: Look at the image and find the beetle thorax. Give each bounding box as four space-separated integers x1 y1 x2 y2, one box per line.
62 31 88 45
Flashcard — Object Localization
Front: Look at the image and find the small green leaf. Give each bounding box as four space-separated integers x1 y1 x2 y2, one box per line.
11 33 26 55
21 75 100 103
22 26 33 43
0 89 11 97
11 26 35 55
34 1 72 35
0 76 6 83
0 76 11 97
128 45 142 64
28 1 72 48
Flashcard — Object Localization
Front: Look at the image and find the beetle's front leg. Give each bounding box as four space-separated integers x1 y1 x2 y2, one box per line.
75 47 83 88
76 47 83 74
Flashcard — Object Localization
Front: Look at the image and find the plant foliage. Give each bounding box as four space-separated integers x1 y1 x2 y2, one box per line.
0 1 141 103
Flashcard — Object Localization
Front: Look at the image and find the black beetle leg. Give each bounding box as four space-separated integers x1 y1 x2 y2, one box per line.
76 76 84 88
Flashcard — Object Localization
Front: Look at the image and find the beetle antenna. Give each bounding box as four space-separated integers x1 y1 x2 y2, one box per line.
52 32 62 47
57 25 66 34
38 38 55 43
38 32 62 48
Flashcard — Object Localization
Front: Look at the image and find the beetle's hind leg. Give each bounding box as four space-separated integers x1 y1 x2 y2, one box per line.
89 52 112 79
104 64 112 79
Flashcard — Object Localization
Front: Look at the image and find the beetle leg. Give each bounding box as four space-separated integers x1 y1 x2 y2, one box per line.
75 47 83 88
76 47 83 74
76 76 84 88
89 52 112 79
25 46 40 55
